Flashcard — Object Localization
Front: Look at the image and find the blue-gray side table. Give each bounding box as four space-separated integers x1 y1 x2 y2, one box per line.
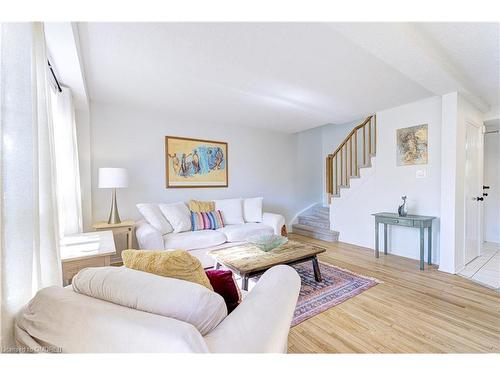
372 212 436 270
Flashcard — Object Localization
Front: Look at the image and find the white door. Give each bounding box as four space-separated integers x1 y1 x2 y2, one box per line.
464 120 483 265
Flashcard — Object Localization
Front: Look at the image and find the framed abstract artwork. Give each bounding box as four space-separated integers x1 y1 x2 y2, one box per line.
165 136 228 188
396 124 428 166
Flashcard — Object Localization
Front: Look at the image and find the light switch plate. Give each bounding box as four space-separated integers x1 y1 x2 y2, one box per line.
416 169 426 179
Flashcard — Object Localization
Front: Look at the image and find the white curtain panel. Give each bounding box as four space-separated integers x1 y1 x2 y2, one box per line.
50 87 83 237
0 23 62 349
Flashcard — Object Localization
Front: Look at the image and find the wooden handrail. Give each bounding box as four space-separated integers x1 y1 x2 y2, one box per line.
328 115 373 159
325 115 376 198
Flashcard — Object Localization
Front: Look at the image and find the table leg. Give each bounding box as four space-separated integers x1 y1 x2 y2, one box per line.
127 228 133 249
428 226 432 265
420 227 425 270
312 256 322 282
384 223 388 255
375 221 379 258
241 275 249 291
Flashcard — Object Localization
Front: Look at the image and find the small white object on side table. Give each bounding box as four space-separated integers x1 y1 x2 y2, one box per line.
61 231 116 286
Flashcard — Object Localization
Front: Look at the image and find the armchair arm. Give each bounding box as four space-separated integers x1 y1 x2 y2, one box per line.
16 286 209 353
203 265 300 353
135 220 163 249
262 212 285 235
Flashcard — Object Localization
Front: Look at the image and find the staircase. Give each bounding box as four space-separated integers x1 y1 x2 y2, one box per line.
292 205 339 242
291 115 376 242
326 115 376 201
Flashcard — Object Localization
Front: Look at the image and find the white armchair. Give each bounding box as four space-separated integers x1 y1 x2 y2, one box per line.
204 265 300 352
16 265 301 353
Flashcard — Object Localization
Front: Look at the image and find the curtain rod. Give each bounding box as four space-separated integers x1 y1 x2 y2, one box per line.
485 130 499 134
47 59 62 93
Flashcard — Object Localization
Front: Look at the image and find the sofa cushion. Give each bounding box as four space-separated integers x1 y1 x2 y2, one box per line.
136 203 173 234
215 198 244 225
72 266 227 335
159 202 191 233
163 230 227 251
243 197 263 223
189 199 215 212
122 249 213 290
216 223 273 242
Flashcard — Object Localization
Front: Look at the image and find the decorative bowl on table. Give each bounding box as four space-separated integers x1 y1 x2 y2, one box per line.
246 234 288 252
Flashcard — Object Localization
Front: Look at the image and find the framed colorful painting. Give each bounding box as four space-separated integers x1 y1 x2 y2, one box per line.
165 136 228 188
396 124 428 166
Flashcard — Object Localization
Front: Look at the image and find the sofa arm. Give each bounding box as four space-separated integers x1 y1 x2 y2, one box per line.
262 212 285 235
203 265 301 353
135 220 164 249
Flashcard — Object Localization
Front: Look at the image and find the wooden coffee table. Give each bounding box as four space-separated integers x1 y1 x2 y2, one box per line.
209 240 326 290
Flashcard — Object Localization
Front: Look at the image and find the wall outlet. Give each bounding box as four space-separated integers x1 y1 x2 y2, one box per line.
416 169 426 179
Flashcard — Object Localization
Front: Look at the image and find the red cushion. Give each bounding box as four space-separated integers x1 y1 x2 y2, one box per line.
205 269 241 313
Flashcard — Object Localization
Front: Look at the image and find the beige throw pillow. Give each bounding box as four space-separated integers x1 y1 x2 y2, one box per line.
189 199 215 212
122 249 213 291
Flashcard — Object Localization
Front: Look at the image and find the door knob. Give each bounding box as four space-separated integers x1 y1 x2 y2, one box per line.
483 193 488 197
483 185 490 189
475 197 484 201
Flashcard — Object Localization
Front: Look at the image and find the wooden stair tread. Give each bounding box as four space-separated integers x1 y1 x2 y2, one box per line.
292 223 338 235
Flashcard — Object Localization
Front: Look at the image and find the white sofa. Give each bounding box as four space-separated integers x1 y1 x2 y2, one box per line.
15 265 301 353
136 198 285 268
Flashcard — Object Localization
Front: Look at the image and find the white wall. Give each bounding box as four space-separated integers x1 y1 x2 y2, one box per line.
330 97 442 264
295 127 323 214
294 120 361 211
90 101 361 228
90 103 299 224
483 120 500 243
439 92 459 273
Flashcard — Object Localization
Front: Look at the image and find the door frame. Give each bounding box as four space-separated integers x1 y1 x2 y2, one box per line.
463 119 484 265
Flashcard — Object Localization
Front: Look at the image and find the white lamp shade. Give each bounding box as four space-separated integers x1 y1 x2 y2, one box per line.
98 168 129 188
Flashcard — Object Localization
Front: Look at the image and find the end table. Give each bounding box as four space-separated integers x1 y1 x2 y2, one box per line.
92 220 135 265
61 231 116 286
372 212 436 270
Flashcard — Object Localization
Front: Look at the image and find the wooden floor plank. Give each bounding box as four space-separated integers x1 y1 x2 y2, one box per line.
287 234 500 353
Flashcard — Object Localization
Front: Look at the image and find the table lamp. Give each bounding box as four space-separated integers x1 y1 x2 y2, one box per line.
98 168 128 224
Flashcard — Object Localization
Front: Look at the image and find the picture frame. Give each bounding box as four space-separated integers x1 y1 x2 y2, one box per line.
396 124 428 166
165 136 228 188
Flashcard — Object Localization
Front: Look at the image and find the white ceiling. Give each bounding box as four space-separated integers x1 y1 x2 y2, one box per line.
77 22 499 133
417 23 499 110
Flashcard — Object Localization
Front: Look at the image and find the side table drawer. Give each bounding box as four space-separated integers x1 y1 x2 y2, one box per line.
378 217 414 227
62 255 110 286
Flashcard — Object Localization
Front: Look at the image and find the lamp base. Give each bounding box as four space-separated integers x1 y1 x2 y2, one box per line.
108 188 122 224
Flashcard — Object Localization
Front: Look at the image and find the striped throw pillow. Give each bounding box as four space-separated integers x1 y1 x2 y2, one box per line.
191 210 225 231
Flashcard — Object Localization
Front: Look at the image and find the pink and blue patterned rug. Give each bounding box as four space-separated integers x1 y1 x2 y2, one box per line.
289 261 379 326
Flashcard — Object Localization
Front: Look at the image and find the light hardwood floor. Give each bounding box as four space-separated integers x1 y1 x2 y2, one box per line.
287 234 500 353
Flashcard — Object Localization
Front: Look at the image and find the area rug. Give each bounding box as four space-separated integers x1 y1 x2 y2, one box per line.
288 261 379 326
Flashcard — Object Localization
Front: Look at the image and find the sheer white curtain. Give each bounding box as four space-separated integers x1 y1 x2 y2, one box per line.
50 87 83 237
0 23 62 349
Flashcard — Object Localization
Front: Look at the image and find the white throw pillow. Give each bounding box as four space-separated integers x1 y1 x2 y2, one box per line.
73 266 227 335
136 203 173 234
243 197 263 223
158 202 191 233
215 198 244 225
